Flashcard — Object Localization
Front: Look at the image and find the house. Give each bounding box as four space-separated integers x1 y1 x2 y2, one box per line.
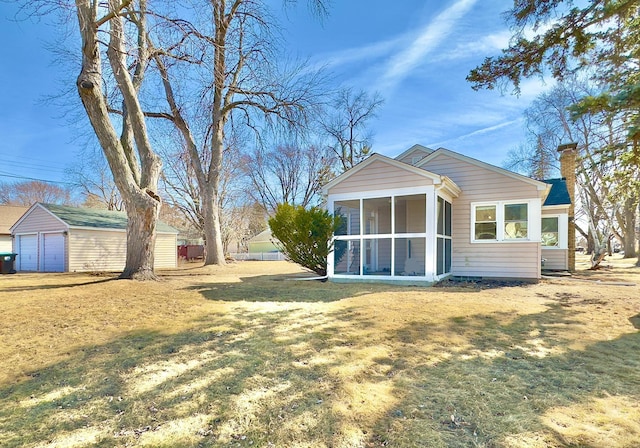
322 143 575 283
0 205 29 252
10 203 178 272
247 229 280 253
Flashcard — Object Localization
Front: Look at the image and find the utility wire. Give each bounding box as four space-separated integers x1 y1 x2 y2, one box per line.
0 171 75 186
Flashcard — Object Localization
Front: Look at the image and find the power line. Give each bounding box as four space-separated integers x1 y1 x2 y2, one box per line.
0 160 68 174
0 171 75 186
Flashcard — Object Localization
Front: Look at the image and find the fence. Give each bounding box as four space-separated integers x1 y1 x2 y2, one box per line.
230 252 287 261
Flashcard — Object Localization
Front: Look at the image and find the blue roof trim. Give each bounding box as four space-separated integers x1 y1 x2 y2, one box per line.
542 178 571 206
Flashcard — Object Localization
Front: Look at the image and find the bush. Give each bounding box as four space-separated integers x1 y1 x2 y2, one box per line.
269 203 342 276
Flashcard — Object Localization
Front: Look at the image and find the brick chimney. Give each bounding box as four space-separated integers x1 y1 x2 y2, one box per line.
558 143 577 271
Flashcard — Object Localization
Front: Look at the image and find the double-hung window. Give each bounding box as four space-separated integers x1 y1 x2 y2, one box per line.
541 214 567 249
504 204 528 239
472 201 531 242
541 217 559 247
474 205 497 240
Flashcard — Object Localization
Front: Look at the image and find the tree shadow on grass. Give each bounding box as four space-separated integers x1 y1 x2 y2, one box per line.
362 299 640 447
1 276 117 292
184 273 403 303
2 289 639 447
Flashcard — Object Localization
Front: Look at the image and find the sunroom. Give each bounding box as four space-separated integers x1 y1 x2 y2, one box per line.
323 155 461 283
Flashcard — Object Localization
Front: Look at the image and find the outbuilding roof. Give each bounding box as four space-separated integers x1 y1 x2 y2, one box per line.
542 178 571 206
13 203 178 233
249 229 273 243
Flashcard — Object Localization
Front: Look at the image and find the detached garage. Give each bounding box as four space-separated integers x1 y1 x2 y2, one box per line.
11 203 178 272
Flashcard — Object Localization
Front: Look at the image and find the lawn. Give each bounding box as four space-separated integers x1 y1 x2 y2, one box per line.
0 255 639 447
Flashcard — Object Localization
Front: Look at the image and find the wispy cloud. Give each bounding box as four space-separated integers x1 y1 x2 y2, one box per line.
377 0 479 89
308 37 402 72
430 30 511 62
430 118 522 147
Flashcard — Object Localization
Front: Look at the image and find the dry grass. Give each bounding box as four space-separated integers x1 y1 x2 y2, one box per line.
0 255 639 447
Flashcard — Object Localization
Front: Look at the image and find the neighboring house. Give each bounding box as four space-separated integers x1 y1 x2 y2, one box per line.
247 229 280 253
0 205 29 252
322 143 575 283
10 203 178 272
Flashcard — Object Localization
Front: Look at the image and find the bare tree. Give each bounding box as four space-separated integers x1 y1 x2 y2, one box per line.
160 130 248 253
322 88 384 172
241 143 333 213
73 0 163 280
150 0 324 265
222 202 266 254
0 180 73 206
66 148 124 211
506 78 638 259
23 0 329 274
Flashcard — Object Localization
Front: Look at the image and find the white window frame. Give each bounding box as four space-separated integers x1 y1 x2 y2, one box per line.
541 213 568 249
327 185 437 280
470 200 541 243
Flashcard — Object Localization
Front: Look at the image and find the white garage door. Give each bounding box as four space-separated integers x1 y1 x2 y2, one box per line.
42 233 65 272
17 235 38 271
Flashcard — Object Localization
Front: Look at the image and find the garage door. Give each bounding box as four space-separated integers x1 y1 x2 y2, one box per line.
17 235 38 271
42 233 65 272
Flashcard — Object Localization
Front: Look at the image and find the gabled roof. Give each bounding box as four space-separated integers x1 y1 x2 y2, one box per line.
394 144 434 164
322 153 461 197
0 205 29 235
418 147 550 192
249 229 273 243
542 178 571 206
11 203 178 233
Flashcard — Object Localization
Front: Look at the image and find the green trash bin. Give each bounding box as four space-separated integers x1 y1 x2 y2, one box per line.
0 253 17 274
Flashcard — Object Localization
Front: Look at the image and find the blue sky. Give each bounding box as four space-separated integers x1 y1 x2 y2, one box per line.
0 0 549 186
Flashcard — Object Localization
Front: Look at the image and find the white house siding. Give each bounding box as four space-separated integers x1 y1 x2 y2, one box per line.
68 229 127 272
68 229 176 272
541 207 569 270
12 206 67 234
0 236 12 253
541 249 567 270
422 153 543 279
328 161 435 195
396 148 432 166
154 233 178 269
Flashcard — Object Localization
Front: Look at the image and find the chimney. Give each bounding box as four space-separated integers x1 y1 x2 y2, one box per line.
558 142 577 271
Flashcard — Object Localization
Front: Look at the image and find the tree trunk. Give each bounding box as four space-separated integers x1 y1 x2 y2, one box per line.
621 197 637 258
75 0 161 280
202 184 225 265
587 232 595 255
121 194 160 279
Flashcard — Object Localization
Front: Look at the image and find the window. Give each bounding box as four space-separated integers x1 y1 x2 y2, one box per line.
334 200 360 235
331 193 429 278
334 240 361 275
472 202 532 242
474 205 497 240
363 197 391 234
437 197 452 275
395 194 426 233
394 238 426 276
504 204 528 239
541 216 559 247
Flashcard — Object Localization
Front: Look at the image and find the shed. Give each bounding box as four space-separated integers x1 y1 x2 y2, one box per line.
10 203 178 272
0 205 28 252
247 229 280 253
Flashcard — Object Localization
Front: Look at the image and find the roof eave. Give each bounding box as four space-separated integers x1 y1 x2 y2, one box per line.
323 153 444 195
